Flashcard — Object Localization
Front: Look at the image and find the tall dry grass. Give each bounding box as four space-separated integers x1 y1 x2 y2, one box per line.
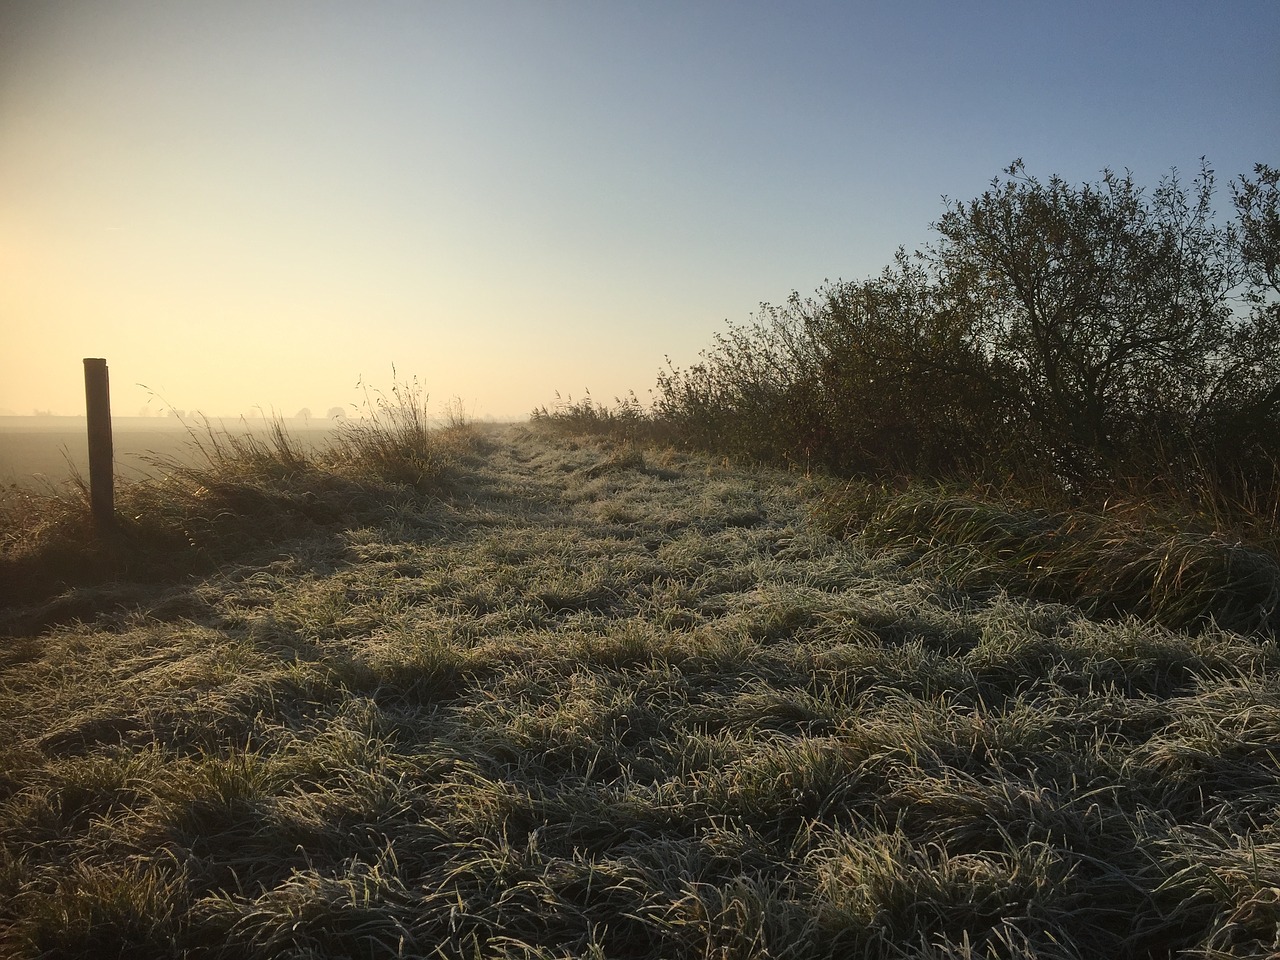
0 378 476 615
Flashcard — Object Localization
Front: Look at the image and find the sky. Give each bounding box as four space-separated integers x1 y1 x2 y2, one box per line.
2 1 1277 420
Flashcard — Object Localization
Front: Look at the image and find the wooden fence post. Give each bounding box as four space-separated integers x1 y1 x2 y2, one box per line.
83 358 114 528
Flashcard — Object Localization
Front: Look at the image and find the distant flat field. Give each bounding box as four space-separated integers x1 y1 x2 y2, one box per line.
0 417 339 489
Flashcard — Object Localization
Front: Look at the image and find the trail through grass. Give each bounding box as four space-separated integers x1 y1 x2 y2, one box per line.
2 425 1279 958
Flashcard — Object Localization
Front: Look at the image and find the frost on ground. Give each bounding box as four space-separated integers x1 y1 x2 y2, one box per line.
2 425 1278 959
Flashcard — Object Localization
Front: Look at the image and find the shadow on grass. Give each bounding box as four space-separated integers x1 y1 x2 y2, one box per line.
0 412 486 636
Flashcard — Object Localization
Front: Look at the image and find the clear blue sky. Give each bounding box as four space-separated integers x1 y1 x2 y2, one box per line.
3 0 1277 419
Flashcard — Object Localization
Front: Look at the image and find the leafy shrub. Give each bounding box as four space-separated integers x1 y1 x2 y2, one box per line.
642 159 1279 516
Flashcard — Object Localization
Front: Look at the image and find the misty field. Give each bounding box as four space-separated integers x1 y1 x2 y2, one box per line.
2 418 1278 960
0 417 340 491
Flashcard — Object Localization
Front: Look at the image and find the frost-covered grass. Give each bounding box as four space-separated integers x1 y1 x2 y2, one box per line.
2 425 1279 958
0 378 477 614
811 479 1280 638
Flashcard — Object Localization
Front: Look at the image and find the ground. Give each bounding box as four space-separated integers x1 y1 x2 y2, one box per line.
1 425 1278 958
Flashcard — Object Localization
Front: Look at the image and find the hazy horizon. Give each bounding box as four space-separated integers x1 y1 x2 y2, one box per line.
4 2 1277 420
0 409 513 423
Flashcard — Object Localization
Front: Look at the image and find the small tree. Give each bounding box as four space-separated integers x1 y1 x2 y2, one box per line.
1233 163 1280 296
929 160 1251 483
783 252 1008 476
1201 164 1280 492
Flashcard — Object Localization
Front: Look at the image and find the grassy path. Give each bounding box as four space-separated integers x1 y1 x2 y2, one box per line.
2 425 1279 958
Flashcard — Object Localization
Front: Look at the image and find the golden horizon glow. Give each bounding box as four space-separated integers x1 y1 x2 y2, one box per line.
3 3 1277 418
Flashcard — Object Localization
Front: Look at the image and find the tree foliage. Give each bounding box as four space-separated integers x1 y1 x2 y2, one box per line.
654 158 1280 497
